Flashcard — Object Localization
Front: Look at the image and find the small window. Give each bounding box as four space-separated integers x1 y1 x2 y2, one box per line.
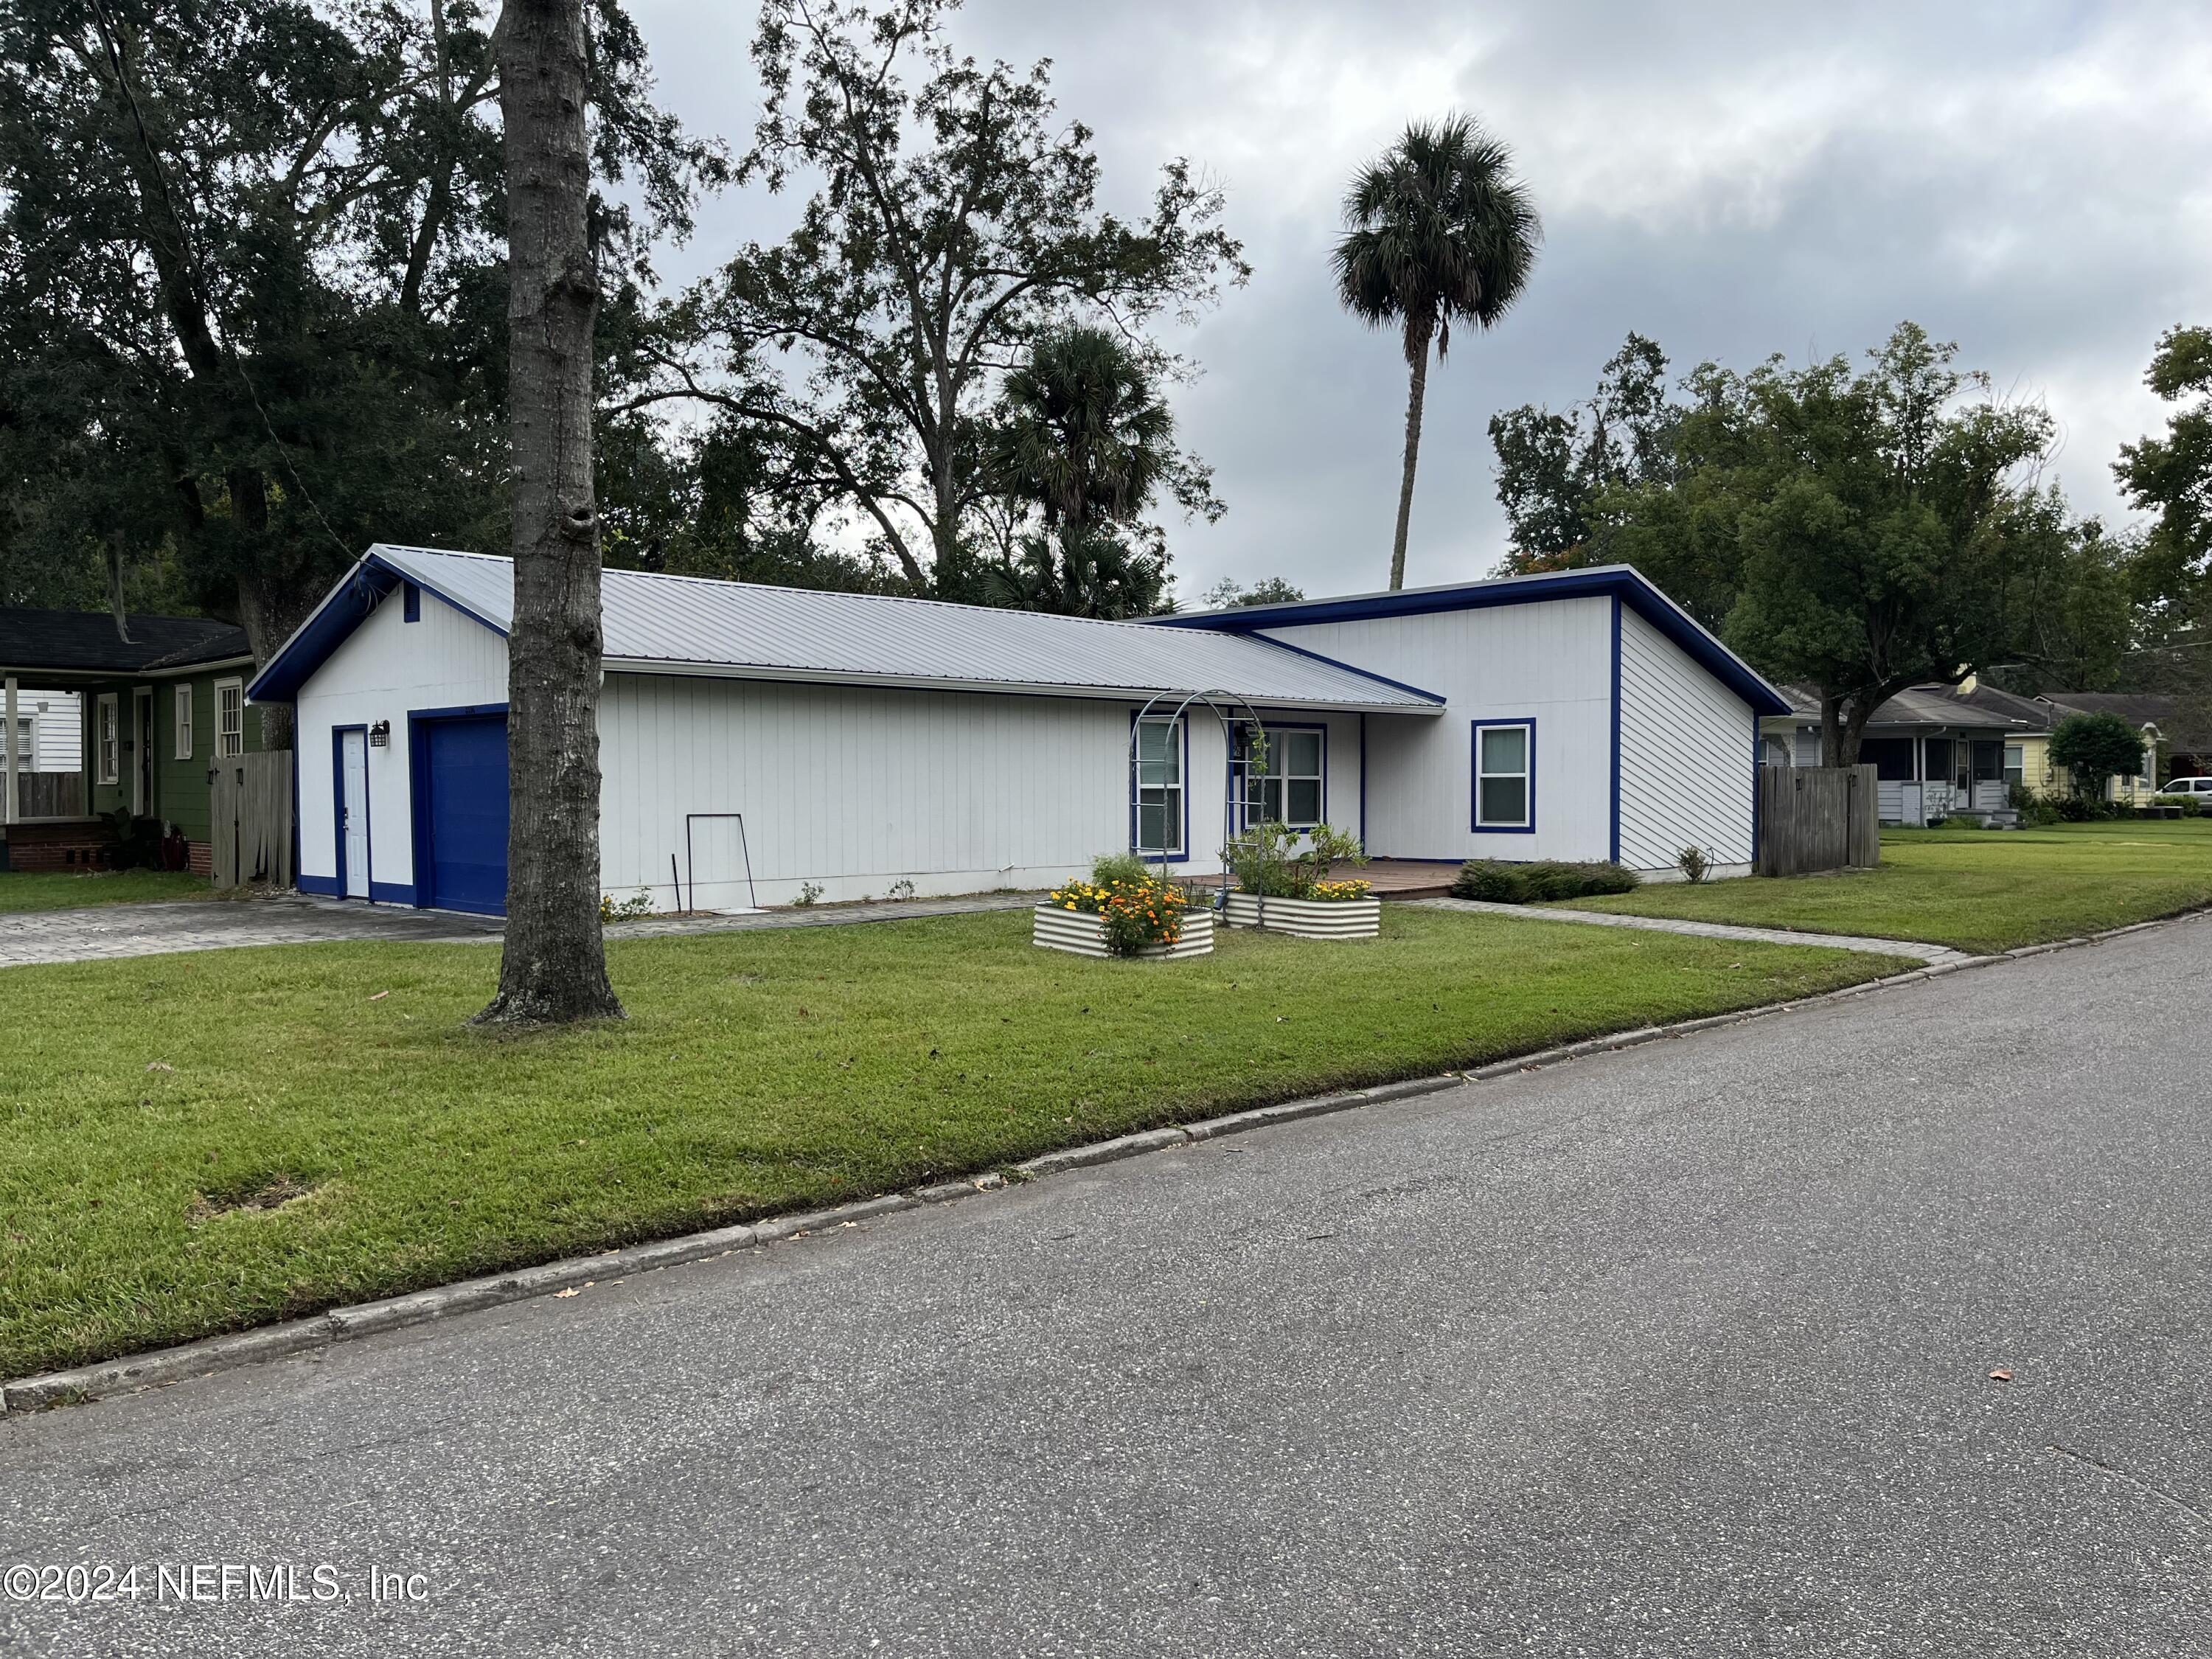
2003 744 2023 789
1135 717 1183 855
174 684 194 760
6 714 31 768
1474 722 1534 830
403 581 421 623
1242 726 1324 828
214 679 244 759
97 694 120 784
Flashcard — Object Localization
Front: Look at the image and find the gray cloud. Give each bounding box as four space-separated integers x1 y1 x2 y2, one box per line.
631 0 2212 599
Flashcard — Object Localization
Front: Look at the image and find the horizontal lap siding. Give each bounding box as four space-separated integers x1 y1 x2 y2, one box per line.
1616 606 1753 872
292 589 509 892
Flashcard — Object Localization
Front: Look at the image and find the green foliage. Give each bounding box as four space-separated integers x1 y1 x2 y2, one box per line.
1450 859 1640 902
2050 712 2147 796
0 0 717 654
658 0 1244 594
2115 325 2212 620
599 888 657 924
792 882 824 907
1492 333 1681 574
1676 845 1712 883
1222 821 1367 899
1198 577 1306 608
1708 324 2057 759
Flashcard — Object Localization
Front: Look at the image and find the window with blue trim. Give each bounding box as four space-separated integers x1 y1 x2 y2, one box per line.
1135 717 1183 854
402 581 421 622
1475 723 1533 828
1237 724 1324 827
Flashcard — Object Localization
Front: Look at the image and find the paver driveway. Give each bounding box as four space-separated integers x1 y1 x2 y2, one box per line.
2 916 2206 1655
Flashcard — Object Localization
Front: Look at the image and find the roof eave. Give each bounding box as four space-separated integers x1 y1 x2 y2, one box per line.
602 656 1443 714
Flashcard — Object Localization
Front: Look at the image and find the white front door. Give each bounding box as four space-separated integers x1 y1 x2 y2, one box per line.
340 728 369 899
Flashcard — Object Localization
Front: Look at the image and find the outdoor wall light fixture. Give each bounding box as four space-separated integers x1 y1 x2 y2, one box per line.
369 720 391 748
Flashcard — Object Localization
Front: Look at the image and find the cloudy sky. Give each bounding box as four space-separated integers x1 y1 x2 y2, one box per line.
630 0 2212 602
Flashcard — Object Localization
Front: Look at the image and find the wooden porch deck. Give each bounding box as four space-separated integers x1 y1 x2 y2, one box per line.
1338 858 1462 900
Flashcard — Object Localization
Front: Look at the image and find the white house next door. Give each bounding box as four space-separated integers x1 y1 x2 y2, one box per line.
339 728 369 899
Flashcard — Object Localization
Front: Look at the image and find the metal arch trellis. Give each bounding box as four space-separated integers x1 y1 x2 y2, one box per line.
1127 687 1271 926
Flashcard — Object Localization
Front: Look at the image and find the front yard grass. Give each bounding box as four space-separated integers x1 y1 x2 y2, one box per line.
0 869 213 913
0 906 1906 1379
1558 821 2212 953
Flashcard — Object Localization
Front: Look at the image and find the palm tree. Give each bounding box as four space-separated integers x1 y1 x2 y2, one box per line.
1334 115 1541 590
981 324 1180 617
988 324 1176 532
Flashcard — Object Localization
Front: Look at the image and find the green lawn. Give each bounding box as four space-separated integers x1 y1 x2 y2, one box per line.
0 869 213 913
1559 821 2212 953
0 907 1905 1378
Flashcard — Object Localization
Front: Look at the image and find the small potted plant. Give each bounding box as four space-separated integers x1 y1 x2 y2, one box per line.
1034 853 1214 959
1220 822 1381 939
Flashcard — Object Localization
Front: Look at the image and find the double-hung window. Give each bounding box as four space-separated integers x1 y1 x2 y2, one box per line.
7 714 31 768
1473 721 1534 830
2003 744 2024 790
174 684 194 760
1135 716 1183 855
1242 726 1324 828
215 679 244 759
97 695 121 785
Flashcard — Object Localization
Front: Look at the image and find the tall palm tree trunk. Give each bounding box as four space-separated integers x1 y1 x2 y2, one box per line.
1388 313 1435 591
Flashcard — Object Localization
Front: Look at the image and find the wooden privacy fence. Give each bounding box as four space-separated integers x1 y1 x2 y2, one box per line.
1757 765 1879 877
211 750 294 890
13 772 83 818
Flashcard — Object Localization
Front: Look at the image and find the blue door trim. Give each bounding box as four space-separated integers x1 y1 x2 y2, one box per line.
331 724 372 901
408 703 510 914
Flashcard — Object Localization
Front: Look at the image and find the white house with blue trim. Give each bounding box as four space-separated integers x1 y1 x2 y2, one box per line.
246 547 1786 915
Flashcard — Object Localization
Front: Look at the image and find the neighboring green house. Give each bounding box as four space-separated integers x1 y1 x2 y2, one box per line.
0 608 260 873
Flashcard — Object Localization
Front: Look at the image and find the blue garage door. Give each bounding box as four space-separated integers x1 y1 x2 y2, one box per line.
419 715 509 915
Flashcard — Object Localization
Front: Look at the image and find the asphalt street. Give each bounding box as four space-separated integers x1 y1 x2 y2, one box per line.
4 919 2209 1657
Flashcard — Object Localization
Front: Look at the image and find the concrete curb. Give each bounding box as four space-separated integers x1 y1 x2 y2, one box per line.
8 903 2203 1417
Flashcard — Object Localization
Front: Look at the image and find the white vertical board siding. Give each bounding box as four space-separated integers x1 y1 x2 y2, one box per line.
1616 605 1755 874
1248 599 1613 862
597 678 1324 908
290 588 508 893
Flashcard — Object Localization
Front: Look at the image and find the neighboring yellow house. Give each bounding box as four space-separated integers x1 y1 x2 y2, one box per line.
2032 693 2211 803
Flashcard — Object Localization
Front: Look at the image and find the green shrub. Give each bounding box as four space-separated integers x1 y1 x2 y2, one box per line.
1091 851 1158 888
1677 845 1711 883
1450 858 1640 903
1221 821 1366 899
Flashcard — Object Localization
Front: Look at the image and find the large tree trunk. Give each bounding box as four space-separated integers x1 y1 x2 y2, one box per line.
1388 313 1434 592
477 0 623 1025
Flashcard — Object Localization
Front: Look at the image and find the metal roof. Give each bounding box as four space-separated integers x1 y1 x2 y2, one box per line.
248 546 1444 712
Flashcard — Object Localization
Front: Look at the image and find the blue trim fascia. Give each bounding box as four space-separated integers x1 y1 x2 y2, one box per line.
297 872 341 897
1470 717 1538 835
1235 632 1446 706
1609 596 1623 865
408 703 510 911
247 552 509 703
370 880 417 905
1164 566 1789 719
1127 708 1192 862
